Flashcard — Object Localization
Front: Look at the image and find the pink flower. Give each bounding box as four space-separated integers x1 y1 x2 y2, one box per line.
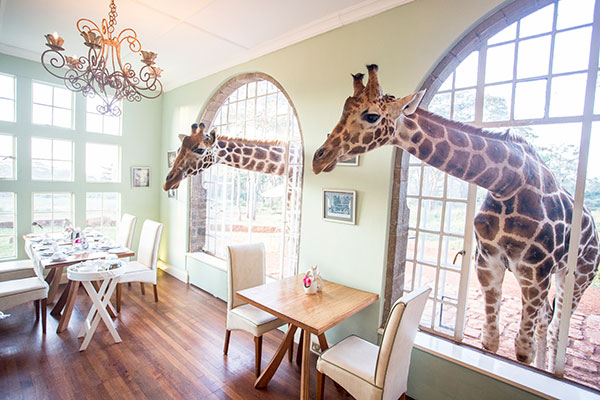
303 275 312 288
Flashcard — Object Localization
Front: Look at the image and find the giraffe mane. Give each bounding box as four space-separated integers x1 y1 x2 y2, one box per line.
216 135 285 147
415 108 530 145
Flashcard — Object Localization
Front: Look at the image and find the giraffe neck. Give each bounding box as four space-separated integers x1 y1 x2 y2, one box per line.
394 108 552 198
213 137 286 176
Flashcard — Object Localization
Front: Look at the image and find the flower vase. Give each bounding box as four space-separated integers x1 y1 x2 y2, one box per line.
304 281 318 294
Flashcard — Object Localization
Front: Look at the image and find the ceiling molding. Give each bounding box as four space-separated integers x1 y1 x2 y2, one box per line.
0 42 40 63
163 0 415 90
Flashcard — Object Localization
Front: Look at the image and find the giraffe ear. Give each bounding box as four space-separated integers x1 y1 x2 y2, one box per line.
204 129 216 146
178 134 187 142
401 90 426 116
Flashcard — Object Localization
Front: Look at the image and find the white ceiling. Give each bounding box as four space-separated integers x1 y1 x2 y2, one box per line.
0 0 412 90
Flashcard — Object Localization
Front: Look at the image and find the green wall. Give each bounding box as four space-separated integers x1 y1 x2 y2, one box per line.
0 53 163 258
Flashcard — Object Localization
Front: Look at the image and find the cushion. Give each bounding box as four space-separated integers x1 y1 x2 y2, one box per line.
227 304 285 337
0 277 48 310
117 261 156 284
0 260 36 282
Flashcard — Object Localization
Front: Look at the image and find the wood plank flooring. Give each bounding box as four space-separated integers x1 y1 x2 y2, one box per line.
0 270 355 400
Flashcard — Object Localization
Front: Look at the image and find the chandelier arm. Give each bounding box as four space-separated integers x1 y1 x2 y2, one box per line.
117 28 141 53
76 18 102 36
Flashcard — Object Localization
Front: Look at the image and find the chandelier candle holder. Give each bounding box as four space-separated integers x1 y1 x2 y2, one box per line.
41 0 163 116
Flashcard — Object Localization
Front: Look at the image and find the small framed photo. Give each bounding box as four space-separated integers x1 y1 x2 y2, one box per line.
167 189 177 199
338 155 359 166
323 189 356 225
131 167 150 188
167 150 177 168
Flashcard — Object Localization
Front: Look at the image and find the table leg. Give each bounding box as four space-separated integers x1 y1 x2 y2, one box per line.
80 279 121 351
91 280 117 318
300 329 311 400
78 279 110 338
317 333 329 352
46 267 64 304
51 280 72 316
255 324 298 389
57 280 80 333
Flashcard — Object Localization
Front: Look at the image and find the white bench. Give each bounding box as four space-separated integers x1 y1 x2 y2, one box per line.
0 260 37 282
0 277 49 333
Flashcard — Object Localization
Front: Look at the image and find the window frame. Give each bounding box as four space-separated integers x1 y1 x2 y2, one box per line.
0 192 17 260
31 80 74 129
30 137 74 182
0 72 16 123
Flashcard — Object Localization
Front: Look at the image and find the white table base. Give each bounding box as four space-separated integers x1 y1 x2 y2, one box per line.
77 278 121 351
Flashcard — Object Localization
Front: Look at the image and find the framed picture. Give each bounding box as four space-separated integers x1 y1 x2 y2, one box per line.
338 155 359 166
131 167 150 188
167 150 177 168
167 189 177 199
323 189 356 224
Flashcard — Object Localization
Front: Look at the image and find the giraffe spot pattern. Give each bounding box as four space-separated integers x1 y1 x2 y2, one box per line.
474 214 499 241
486 141 508 163
523 160 540 188
465 154 486 180
535 223 555 253
410 131 423 144
418 116 445 138
404 118 416 130
536 258 555 281
524 244 546 264
504 216 538 238
447 128 469 148
446 150 470 178
543 195 564 220
517 189 544 221
475 167 499 188
491 167 522 196
428 141 451 168
469 135 485 151
362 133 373 144
498 236 527 259
418 139 433 159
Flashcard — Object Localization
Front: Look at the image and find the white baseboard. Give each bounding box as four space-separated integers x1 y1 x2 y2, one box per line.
158 260 188 283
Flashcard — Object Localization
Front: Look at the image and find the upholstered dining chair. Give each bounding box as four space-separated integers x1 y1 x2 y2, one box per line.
223 243 286 377
116 219 163 312
316 286 431 400
0 260 37 282
0 276 49 333
117 213 137 249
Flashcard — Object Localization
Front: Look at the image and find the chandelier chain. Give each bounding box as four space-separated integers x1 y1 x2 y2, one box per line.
108 0 118 33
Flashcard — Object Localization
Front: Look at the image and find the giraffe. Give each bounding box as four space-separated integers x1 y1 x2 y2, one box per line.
163 122 286 191
312 65 600 370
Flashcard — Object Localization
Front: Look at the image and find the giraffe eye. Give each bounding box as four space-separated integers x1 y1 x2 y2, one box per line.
362 113 380 124
192 147 206 155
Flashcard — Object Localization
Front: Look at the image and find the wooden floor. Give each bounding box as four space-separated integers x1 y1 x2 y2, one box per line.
0 270 355 400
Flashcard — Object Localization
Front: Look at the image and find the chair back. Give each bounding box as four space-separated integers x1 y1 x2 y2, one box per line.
226 243 265 310
117 214 137 248
375 286 431 399
137 220 163 269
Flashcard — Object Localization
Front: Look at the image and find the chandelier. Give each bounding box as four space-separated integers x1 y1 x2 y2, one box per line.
41 0 163 116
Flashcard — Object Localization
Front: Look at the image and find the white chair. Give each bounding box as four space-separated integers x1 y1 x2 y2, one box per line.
0 277 49 333
316 286 431 400
117 214 137 249
0 260 37 282
116 219 163 312
223 243 286 377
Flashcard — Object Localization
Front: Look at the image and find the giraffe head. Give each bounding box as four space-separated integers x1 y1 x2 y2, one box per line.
312 64 425 174
163 123 217 191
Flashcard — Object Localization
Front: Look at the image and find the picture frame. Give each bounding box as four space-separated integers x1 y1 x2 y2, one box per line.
167 189 177 199
167 150 177 168
338 155 359 166
131 166 151 188
323 189 356 225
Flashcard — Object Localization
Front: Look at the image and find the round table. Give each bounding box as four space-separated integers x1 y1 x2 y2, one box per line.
67 261 125 351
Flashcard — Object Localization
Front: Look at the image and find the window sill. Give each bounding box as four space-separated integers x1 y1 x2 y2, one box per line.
404 331 599 399
186 251 226 272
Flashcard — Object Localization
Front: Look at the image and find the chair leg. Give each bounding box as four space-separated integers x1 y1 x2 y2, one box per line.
288 331 294 362
223 330 231 355
317 371 325 400
140 282 145 295
153 284 158 302
34 299 40 320
127 282 131 288
255 335 263 377
399 393 406 400
116 283 122 313
296 330 304 366
41 299 47 334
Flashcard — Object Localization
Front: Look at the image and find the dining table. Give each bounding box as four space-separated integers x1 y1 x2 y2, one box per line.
236 274 379 400
23 231 135 333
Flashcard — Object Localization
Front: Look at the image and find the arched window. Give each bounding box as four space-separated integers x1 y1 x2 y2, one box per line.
386 0 600 389
190 74 303 280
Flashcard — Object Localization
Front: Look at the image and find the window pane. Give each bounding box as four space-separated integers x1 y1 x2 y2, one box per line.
32 82 52 105
453 89 475 122
595 71 600 115
86 113 103 133
32 104 52 125
549 73 587 117
514 79 547 120
556 0 594 30
428 93 451 119
0 74 14 99
488 22 516 45
31 159 52 180
53 107 72 128
483 83 512 122
0 135 15 180
31 138 52 159
52 139 72 161
53 193 72 212
86 143 120 182
447 176 468 199
408 165 421 196
0 193 15 213
420 200 443 231
485 43 514 83
454 52 478 89
103 115 120 135
53 87 72 109
519 4 554 38
53 160 72 181
444 202 466 235
0 98 15 122
552 27 592 74
422 166 444 197
517 35 551 79
441 236 464 270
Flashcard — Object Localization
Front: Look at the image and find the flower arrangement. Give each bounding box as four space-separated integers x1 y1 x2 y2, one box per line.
303 275 312 289
302 265 323 295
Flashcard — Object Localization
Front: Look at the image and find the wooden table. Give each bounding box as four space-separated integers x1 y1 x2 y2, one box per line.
23 234 134 333
237 274 378 400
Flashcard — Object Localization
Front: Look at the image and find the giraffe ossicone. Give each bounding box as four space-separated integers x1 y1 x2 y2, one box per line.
163 123 287 191
313 64 600 370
